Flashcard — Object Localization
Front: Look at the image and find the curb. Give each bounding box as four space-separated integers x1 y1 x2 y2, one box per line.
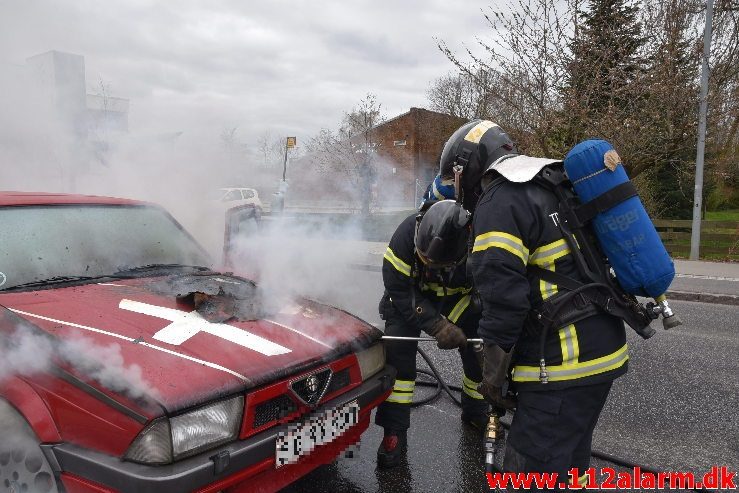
666 290 739 306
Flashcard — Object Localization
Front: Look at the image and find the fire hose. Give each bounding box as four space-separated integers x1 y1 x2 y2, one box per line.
380 335 715 493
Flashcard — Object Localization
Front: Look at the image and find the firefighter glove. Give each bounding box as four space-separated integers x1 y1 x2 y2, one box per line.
478 343 517 410
426 318 467 350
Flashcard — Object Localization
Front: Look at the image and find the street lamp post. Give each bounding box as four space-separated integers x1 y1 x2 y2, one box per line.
690 0 715 260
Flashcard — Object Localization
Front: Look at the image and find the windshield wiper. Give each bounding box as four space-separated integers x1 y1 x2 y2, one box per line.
112 263 211 278
4 275 100 290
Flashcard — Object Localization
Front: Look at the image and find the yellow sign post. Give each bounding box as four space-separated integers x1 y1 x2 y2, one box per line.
283 137 297 180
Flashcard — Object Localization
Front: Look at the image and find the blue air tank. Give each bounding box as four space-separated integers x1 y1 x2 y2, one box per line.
563 140 675 298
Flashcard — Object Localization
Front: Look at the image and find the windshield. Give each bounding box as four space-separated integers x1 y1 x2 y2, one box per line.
0 204 211 290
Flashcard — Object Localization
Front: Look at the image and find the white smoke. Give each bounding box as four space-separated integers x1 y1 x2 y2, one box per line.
60 337 156 401
0 326 159 402
0 329 53 379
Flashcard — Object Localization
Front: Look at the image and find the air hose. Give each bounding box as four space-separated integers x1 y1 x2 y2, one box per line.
411 347 462 408
409 346 715 493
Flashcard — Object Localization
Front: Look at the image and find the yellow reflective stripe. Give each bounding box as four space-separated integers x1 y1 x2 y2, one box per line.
462 375 480 389
386 392 413 404
529 239 571 266
383 247 411 276
532 239 571 265
578 474 589 487
558 324 579 365
571 326 580 362
393 379 415 391
463 384 484 400
512 344 628 382
472 231 529 265
464 121 498 144
462 375 484 399
420 283 472 296
387 378 415 403
447 295 471 324
537 261 558 301
558 326 570 363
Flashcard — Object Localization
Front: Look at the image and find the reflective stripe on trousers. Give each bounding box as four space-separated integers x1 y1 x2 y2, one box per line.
462 374 484 400
385 379 415 404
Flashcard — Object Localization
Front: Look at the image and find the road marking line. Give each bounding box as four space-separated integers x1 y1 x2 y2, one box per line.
9 308 250 382
675 274 739 282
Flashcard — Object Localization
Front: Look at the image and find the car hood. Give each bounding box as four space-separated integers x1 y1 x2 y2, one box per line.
0 274 380 413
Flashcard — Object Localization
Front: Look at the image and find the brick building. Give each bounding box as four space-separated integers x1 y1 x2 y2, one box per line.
372 107 466 204
290 108 466 208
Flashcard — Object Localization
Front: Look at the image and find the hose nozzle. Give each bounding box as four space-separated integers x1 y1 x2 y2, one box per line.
484 412 503 473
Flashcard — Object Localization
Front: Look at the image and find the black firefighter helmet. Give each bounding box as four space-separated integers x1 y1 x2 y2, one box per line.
439 120 517 194
414 200 472 270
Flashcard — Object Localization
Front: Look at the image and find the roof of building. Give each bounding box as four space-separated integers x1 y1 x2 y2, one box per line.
371 107 466 131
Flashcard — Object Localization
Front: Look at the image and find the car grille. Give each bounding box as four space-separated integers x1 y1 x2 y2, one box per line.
290 368 332 406
325 367 351 395
253 394 297 429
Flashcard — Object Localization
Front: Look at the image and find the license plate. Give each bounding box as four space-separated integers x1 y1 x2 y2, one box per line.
275 400 360 467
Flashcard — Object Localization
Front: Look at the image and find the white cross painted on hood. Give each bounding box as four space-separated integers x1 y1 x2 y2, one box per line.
119 299 291 356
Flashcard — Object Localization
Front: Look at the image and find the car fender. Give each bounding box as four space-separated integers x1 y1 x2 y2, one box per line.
1 377 61 442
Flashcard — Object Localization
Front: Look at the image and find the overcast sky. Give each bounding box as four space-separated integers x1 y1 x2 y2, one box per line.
0 0 495 153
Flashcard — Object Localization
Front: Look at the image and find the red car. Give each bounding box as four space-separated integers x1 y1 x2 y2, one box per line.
0 192 393 493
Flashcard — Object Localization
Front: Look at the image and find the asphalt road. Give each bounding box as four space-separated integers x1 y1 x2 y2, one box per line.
280 268 739 493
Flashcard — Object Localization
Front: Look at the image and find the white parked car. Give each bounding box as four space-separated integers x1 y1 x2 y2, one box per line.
219 187 264 210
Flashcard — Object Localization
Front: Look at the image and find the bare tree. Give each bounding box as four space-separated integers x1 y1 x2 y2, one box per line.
437 0 573 155
255 132 284 168
304 93 385 213
427 68 505 120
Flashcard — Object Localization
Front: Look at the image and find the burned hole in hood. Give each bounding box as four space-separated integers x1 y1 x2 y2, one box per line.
148 273 268 323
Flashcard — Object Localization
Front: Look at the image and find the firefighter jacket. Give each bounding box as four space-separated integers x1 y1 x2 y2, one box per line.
468 179 628 390
382 214 473 333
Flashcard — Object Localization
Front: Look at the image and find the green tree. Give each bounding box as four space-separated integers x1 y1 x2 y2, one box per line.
569 0 645 114
561 0 647 157
639 0 701 217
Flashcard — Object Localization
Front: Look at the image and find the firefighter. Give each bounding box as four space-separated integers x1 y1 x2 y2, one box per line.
440 120 628 490
376 199 489 468
420 174 455 206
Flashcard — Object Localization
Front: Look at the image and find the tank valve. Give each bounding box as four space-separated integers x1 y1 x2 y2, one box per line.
653 295 683 330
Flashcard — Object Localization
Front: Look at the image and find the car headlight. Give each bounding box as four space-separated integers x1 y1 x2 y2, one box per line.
125 395 244 464
356 343 385 381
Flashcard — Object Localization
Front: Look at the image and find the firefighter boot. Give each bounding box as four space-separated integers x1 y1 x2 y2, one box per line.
460 389 491 433
376 429 407 469
461 412 489 432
